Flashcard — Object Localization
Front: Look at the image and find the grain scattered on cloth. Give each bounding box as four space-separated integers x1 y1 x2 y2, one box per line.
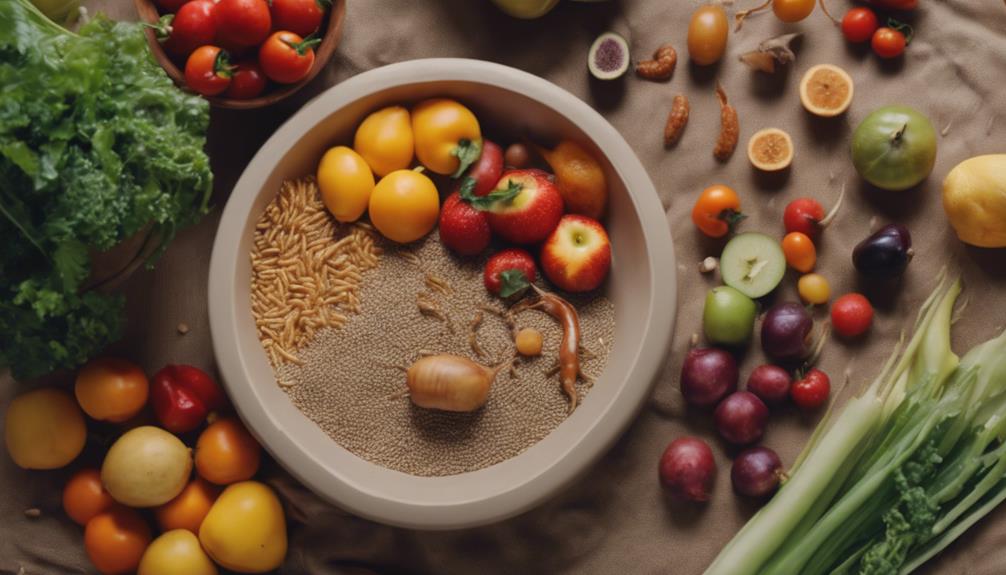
278 233 615 476
250 178 380 367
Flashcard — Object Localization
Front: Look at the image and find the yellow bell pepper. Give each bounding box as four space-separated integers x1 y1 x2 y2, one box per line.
411 98 482 177
199 481 287 573
942 154 1006 248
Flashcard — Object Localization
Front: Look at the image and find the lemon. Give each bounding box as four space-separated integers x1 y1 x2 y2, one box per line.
317 146 375 223
799 64 854 117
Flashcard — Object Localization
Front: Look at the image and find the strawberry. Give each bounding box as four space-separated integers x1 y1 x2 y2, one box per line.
484 249 538 298
439 191 491 256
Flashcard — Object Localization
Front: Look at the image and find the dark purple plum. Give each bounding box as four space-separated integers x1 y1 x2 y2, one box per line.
680 348 739 408
714 391 769 445
732 446 783 497
746 365 792 406
761 303 813 361
853 224 913 279
659 437 717 502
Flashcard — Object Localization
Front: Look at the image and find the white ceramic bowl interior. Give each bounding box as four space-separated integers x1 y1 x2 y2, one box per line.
209 59 676 529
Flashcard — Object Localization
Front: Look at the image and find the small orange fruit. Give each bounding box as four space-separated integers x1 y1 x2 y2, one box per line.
75 358 149 423
63 468 115 525
195 417 262 485
84 506 152 575
800 64 854 117
782 231 817 273
155 478 221 533
747 128 794 172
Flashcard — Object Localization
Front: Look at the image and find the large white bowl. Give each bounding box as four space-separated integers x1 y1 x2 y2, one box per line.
208 59 676 529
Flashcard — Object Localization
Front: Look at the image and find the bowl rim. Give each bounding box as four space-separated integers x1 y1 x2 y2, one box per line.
208 58 677 529
132 0 346 110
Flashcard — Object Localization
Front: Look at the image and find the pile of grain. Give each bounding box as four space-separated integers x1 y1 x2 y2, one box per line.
250 178 380 367
276 233 616 477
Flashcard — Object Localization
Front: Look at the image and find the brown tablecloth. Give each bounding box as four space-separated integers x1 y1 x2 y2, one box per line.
4 1 1006 573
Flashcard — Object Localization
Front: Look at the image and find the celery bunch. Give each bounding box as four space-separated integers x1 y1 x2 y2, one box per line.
705 276 1006 575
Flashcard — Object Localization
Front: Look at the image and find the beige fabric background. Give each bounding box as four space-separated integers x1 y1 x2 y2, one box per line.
3 0 1006 573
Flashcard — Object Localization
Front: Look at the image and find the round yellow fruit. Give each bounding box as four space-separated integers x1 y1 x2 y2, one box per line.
368 169 440 243
747 128 794 172
199 481 287 573
138 530 218 575
317 146 375 223
800 64 854 118
101 426 192 508
943 154 1006 248
4 388 86 470
354 106 414 177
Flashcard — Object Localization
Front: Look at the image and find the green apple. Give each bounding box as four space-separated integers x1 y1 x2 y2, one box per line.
491 0 560 18
703 286 757 346
852 105 937 192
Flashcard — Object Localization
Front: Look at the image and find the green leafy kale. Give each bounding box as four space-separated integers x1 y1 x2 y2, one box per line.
0 0 212 379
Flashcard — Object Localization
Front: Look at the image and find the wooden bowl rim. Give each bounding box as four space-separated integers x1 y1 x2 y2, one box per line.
133 0 346 109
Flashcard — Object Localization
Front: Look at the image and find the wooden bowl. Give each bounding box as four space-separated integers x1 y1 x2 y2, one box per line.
133 0 346 109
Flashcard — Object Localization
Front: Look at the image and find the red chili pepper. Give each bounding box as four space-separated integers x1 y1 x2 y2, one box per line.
151 365 227 433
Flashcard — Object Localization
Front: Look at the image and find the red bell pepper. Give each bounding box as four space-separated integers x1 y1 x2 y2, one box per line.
151 365 227 433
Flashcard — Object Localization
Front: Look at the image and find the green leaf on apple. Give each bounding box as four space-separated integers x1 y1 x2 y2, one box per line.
498 269 531 298
451 138 483 178
459 177 522 211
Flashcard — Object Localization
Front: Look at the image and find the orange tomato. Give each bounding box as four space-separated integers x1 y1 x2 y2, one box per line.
84 506 152 575
63 468 115 525
75 358 149 423
782 231 817 272
691 184 745 238
195 418 262 485
156 478 220 533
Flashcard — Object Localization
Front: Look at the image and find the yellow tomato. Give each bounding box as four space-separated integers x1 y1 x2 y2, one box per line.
199 481 287 573
411 98 482 176
353 106 414 177
317 146 375 223
4 388 86 469
368 169 440 243
139 530 218 575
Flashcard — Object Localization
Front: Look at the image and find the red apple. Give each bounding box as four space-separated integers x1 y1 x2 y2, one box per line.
540 214 612 292
486 169 564 245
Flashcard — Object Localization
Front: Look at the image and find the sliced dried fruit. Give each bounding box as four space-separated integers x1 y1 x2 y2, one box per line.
588 32 630 80
799 64 854 117
747 128 793 171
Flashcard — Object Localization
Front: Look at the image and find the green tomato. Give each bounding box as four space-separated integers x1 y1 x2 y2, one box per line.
851 105 937 191
703 286 757 346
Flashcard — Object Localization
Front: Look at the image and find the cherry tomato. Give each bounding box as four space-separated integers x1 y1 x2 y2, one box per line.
156 0 189 12
195 417 262 485
791 368 831 410
691 184 744 238
872 27 907 59
270 0 325 37
75 357 149 423
185 46 232 96
163 0 218 57
797 273 831 305
223 60 267 100
155 478 220 533
63 468 115 526
832 293 874 338
841 7 879 43
782 231 817 273
772 0 815 23
783 197 824 238
259 31 319 84
216 0 272 49
84 506 152 575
